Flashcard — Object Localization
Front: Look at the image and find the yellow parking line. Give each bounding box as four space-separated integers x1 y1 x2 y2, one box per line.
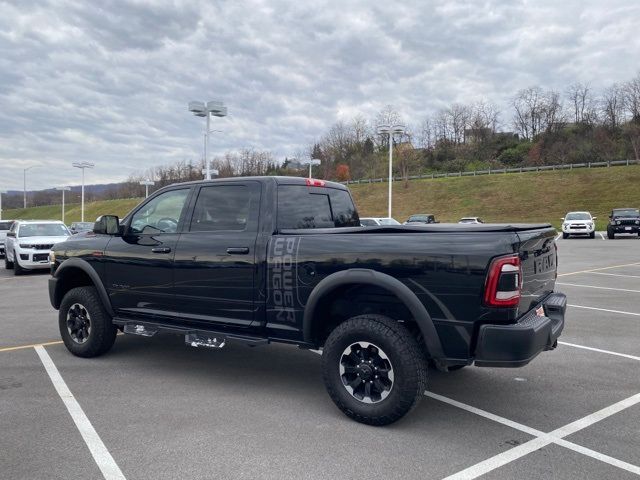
558 262 640 277
0 340 63 353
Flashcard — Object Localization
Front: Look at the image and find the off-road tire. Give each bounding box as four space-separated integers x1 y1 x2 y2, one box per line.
4 252 14 269
13 251 24 275
607 229 615 239
59 286 117 358
589 232 595 239
322 314 427 426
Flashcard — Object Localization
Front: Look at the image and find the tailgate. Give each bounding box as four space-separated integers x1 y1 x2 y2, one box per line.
517 227 557 314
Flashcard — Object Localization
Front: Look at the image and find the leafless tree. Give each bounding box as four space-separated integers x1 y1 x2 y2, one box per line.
601 84 626 129
512 87 564 139
623 73 640 123
566 82 597 125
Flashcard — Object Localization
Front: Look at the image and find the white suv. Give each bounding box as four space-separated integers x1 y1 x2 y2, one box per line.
0 220 14 258
4 220 71 274
561 211 596 239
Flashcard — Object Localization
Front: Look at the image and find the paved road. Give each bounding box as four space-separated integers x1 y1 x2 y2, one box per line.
1 236 639 479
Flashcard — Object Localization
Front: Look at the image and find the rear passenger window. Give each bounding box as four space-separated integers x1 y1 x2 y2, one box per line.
190 185 252 232
277 185 360 229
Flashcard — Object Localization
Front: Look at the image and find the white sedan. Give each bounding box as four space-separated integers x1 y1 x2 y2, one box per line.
561 211 596 239
4 220 71 274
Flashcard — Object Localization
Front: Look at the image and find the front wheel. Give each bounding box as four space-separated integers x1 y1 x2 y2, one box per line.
13 251 24 275
321 314 427 426
589 232 595 239
562 233 569 239
59 286 117 358
4 251 14 269
607 230 615 239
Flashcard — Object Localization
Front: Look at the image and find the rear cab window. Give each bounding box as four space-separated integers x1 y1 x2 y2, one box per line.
277 185 360 230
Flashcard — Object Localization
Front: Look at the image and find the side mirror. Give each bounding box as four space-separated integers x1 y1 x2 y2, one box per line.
560 217 564 220
6 231 15 238
94 215 120 235
592 216 597 220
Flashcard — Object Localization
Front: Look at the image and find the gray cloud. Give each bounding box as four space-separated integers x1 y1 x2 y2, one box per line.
0 0 639 190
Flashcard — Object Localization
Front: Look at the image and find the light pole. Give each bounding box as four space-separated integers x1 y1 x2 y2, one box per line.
55 186 71 223
139 179 155 198
301 159 321 178
72 162 95 222
377 124 405 218
23 166 36 208
0 190 6 220
188 100 227 180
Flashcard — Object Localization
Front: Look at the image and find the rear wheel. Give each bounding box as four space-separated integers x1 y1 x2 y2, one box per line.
321 314 427 426
59 286 117 358
13 251 24 275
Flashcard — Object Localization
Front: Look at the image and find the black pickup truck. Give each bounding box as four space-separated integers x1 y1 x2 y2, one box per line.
48 176 566 425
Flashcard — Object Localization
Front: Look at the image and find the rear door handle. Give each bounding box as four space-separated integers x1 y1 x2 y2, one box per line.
226 247 249 255
151 247 172 254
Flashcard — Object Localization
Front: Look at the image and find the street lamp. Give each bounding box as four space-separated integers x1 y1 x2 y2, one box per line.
188 100 227 180
300 159 321 178
377 124 405 218
55 187 71 223
139 179 155 198
23 165 37 208
0 190 6 220
72 162 95 222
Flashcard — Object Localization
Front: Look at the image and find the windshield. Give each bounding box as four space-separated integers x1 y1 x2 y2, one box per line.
18 223 70 238
360 219 378 226
0 221 13 231
565 213 591 220
378 218 400 225
408 215 430 222
613 209 639 217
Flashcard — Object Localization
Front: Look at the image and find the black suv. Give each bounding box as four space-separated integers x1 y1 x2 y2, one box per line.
607 208 640 239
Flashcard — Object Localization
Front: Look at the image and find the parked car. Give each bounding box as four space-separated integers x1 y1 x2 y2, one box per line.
49 176 565 425
404 214 438 225
360 217 401 226
459 217 484 224
607 208 640 239
69 222 95 235
4 220 71 275
0 220 15 258
561 212 596 239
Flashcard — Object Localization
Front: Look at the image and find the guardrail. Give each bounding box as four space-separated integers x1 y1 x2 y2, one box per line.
342 159 640 185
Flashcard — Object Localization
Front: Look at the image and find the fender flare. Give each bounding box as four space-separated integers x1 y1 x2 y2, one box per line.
302 269 445 361
52 257 115 317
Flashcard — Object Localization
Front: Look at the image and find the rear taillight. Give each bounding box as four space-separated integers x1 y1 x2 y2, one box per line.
483 254 522 307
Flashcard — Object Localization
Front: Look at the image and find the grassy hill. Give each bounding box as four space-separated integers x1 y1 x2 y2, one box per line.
351 165 640 231
3 166 640 230
2 198 143 225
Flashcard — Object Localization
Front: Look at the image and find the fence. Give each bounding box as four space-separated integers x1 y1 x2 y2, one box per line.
342 159 640 185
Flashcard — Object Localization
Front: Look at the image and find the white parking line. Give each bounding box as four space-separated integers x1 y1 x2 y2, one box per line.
589 271 640 279
35 346 126 480
599 232 606 240
555 233 562 241
557 282 640 293
559 341 640 361
438 392 640 479
558 262 640 277
568 304 640 317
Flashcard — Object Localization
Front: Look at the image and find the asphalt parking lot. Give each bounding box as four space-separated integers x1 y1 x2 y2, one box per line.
1 234 639 479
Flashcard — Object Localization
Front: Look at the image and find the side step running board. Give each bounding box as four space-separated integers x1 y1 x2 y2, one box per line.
112 318 269 349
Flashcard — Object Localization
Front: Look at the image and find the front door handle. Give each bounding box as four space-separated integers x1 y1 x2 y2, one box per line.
226 247 249 255
151 247 172 254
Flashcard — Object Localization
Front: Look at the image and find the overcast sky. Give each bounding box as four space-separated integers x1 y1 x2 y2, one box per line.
1 0 639 191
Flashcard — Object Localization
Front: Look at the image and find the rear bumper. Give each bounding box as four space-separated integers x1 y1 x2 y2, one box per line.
474 292 566 368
